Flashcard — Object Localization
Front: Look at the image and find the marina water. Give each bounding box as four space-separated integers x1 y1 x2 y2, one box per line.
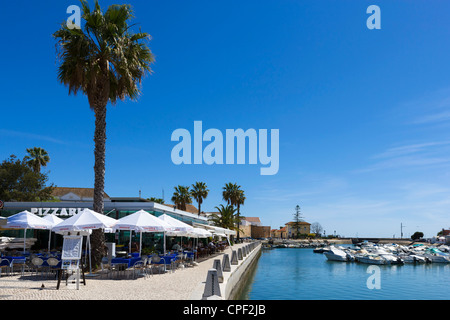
238 247 450 300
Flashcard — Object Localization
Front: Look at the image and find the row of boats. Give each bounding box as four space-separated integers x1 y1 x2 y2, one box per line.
316 242 450 265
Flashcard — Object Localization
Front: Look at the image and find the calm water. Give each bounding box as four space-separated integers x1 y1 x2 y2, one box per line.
238 248 450 300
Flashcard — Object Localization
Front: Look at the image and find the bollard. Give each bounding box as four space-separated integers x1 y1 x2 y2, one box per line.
222 253 231 272
231 250 238 265
243 245 247 257
202 268 221 299
213 259 224 283
238 248 243 260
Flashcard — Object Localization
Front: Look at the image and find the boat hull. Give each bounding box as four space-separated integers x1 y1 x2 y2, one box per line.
324 252 347 262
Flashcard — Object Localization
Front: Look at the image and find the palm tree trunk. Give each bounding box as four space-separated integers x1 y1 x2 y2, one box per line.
237 203 240 242
198 200 201 217
90 101 108 270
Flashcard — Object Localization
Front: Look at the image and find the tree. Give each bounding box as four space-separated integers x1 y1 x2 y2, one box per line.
292 205 304 239
24 147 50 173
147 197 164 204
0 155 55 202
311 222 323 236
208 204 241 232
222 183 245 241
191 182 209 217
53 0 154 269
171 186 192 211
411 231 424 241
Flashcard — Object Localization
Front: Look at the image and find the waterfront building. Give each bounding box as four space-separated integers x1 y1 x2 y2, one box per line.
239 217 271 239
0 189 210 251
285 221 311 238
271 226 287 239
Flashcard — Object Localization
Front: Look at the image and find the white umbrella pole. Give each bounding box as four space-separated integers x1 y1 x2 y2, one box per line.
88 234 92 275
48 229 51 252
23 228 27 254
139 231 142 257
129 230 132 254
163 232 166 255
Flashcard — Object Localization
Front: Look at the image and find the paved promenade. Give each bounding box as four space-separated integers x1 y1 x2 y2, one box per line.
0 243 247 300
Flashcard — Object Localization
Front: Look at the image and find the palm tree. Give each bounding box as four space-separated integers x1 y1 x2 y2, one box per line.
191 182 209 217
171 185 192 211
222 182 245 241
53 0 154 268
24 147 50 173
222 182 238 206
148 197 164 204
208 204 240 232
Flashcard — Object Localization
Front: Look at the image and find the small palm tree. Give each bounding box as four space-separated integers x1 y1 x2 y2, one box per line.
53 0 154 269
191 182 209 217
171 185 192 211
24 147 50 173
208 204 240 231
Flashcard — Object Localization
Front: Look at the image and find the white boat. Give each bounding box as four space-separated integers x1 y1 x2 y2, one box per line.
423 254 450 263
399 254 427 263
356 254 387 265
374 248 403 264
324 246 348 262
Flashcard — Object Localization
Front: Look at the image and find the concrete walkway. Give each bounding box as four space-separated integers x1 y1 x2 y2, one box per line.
0 243 248 300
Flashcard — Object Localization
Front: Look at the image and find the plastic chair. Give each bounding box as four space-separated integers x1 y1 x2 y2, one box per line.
10 258 28 277
0 259 11 277
31 257 46 278
132 258 148 279
46 257 60 279
150 255 165 274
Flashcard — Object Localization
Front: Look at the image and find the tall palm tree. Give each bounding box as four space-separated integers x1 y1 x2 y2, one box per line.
24 147 50 173
222 183 245 241
53 0 154 268
208 204 240 231
191 182 209 217
171 185 192 211
222 182 238 206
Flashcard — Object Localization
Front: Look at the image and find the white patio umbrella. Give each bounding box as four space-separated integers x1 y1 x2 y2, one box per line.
114 210 174 256
6 210 53 253
52 209 118 274
42 214 63 252
158 214 195 252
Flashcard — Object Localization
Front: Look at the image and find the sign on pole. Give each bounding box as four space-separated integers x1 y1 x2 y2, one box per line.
60 235 83 290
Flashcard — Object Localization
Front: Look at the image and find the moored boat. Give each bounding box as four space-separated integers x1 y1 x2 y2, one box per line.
324 246 348 262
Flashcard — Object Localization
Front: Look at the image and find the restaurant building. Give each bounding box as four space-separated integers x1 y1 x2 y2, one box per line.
0 187 210 252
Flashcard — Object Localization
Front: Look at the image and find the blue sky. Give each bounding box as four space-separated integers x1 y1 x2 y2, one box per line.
1 0 450 238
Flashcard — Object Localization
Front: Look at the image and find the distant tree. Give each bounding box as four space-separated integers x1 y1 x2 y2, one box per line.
24 147 50 173
292 205 304 239
0 155 55 202
411 231 424 241
171 185 192 211
311 222 323 236
191 182 209 217
147 197 164 204
208 204 241 232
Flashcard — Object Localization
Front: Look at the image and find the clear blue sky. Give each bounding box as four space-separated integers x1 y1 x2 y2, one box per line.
1 0 450 238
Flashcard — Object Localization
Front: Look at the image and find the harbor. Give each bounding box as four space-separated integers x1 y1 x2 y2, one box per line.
239 243 450 300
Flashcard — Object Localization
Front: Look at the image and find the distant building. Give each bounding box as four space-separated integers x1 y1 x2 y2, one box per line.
271 221 311 239
52 187 111 202
285 221 311 238
272 227 287 239
161 203 200 215
241 217 262 227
